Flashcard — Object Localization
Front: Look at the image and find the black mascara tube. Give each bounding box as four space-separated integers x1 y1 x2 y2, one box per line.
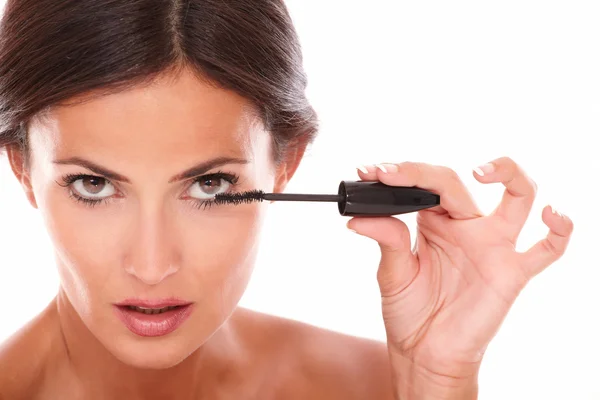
336 181 440 216
262 181 440 216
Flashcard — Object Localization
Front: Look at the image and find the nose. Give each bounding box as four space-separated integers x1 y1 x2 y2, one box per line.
124 203 181 286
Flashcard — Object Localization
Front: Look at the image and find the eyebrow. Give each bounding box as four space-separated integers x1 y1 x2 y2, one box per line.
52 156 249 183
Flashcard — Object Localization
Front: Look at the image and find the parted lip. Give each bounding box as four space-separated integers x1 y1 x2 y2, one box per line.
114 297 192 308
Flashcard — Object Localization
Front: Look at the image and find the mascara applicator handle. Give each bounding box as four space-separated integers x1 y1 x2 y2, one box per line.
337 181 440 216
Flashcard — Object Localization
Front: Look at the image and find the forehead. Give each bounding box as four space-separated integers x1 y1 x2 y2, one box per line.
29 69 266 165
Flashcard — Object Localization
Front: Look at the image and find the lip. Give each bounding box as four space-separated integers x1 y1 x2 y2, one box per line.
113 298 194 337
115 297 191 308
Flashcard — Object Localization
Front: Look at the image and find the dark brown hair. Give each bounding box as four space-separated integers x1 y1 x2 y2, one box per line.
0 0 318 168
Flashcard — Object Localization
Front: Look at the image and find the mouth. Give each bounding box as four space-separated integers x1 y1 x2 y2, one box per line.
113 299 194 337
123 305 183 315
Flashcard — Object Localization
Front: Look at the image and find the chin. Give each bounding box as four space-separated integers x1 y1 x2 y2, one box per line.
108 334 200 369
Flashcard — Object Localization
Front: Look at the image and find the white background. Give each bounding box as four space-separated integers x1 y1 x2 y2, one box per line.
1 1 599 398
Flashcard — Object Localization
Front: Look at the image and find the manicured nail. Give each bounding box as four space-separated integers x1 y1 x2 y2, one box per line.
376 163 399 173
474 163 495 176
357 165 369 174
380 163 398 173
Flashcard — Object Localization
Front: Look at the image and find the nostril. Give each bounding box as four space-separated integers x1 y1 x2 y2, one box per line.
124 264 179 285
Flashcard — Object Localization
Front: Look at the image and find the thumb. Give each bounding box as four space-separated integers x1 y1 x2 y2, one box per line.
347 217 418 298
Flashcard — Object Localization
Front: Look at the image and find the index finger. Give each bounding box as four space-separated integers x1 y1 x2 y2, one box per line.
357 162 482 219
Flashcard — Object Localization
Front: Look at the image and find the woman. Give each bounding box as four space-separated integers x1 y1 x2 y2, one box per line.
0 0 573 398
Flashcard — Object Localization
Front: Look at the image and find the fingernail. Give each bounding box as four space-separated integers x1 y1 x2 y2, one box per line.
381 163 398 173
474 163 495 176
551 206 563 217
376 163 398 173
357 165 369 174
376 164 388 173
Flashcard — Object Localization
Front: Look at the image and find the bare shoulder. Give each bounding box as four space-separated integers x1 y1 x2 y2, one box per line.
0 300 62 400
235 308 395 400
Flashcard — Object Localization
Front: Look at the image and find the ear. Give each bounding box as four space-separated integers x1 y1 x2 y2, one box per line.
272 137 309 194
6 144 38 209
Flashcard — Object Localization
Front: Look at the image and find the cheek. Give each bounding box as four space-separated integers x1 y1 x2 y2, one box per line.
179 204 266 293
40 194 116 314
39 176 267 311
44 192 266 288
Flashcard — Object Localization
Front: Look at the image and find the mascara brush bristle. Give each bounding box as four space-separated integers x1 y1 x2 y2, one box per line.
214 190 266 205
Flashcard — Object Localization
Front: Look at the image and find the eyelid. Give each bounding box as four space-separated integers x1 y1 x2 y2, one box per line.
184 171 240 198
59 170 242 208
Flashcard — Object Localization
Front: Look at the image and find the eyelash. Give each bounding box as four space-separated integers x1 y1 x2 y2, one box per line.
56 171 240 210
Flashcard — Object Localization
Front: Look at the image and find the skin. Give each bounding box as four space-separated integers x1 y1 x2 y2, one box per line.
0 66 574 399
0 68 394 400
349 160 574 398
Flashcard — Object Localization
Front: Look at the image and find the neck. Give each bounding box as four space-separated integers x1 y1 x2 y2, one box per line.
55 289 244 399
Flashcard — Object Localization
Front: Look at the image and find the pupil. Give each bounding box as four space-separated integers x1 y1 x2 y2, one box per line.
83 177 105 194
202 178 222 195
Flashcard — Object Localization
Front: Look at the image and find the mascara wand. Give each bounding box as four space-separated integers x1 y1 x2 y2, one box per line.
215 180 440 217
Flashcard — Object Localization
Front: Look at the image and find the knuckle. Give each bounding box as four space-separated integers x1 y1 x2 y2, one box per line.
398 161 423 177
441 166 460 182
542 239 565 258
564 217 575 234
496 156 519 176
528 177 538 195
497 155 515 167
507 158 537 196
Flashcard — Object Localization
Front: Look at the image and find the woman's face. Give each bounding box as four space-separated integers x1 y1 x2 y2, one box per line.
11 69 294 368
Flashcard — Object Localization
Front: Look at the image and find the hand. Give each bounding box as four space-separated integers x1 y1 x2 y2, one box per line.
348 157 574 399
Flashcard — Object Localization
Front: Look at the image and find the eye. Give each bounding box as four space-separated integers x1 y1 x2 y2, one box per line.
188 175 232 200
71 176 116 199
